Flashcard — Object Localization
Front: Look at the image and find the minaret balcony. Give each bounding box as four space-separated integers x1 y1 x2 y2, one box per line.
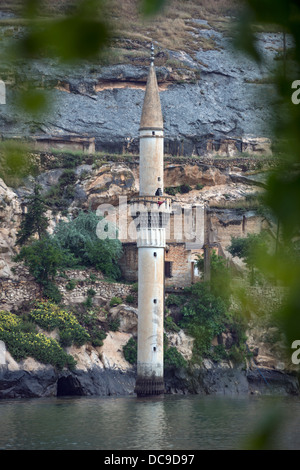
130 195 172 216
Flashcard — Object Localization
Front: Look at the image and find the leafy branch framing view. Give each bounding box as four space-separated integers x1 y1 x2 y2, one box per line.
0 0 300 449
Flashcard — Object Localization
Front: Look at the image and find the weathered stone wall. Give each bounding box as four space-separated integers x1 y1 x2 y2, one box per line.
208 210 269 253
119 242 203 288
247 285 288 315
0 267 135 311
58 276 133 306
0 278 41 310
165 244 195 288
119 243 138 282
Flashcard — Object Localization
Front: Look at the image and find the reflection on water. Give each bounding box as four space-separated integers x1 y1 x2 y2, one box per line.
0 394 300 450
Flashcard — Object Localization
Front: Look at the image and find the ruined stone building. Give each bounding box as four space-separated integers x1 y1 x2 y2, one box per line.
119 204 269 288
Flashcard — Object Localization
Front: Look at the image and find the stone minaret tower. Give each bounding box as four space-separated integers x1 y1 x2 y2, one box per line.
131 45 171 396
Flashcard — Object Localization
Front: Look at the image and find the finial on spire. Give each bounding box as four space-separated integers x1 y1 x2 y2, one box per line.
150 43 154 66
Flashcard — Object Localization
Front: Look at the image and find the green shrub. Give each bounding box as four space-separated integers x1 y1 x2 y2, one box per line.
123 337 137 365
179 283 227 361
61 152 84 169
66 279 77 290
16 183 49 246
108 318 120 331
18 319 37 334
14 235 75 303
165 186 178 196
29 301 90 347
0 311 76 369
90 327 107 347
164 315 180 332
165 294 185 307
196 250 231 307
179 183 192 194
196 183 204 190
79 309 98 327
89 273 97 283
109 296 122 307
44 169 76 213
164 346 187 368
42 281 63 304
131 282 138 292
59 328 74 347
227 232 269 286
84 295 93 308
87 288 96 297
165 184 192 196
210 344 228 362
179 282 248 364
125 294 134 304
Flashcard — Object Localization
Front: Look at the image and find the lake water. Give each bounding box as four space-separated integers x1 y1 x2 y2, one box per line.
0 394 300 450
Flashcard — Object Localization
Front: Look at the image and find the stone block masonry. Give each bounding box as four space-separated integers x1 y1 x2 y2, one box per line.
0 267 134 311
0 278 41 310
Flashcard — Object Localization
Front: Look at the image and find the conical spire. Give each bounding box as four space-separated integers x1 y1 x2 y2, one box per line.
140 45 163 130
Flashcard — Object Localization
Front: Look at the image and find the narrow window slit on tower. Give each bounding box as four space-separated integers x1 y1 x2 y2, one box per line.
153 347 156 352
153 299 157 304
152 131 155 135
153 252 157 257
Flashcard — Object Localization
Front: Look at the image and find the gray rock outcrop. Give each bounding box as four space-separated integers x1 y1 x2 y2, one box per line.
0 21 289 156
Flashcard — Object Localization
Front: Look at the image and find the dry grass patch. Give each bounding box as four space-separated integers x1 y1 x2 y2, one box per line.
1 0 241 67
107 0 240 56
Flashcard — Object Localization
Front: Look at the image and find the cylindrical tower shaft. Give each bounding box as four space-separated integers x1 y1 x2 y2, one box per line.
139 129 164 196
134 47 169 397
135 244 165 395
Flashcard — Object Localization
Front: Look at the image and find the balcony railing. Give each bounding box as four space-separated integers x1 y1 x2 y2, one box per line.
137 228 166 248
130 195 172 215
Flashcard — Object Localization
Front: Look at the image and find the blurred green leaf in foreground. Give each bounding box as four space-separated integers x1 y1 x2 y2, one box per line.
1 0 300 449
234 0 300 347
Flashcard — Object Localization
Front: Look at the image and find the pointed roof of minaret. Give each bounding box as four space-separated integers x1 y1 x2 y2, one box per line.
140 44 163 130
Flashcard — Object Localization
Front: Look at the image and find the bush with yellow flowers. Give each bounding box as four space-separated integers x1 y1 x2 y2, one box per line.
0 310 76 369
29 301 90 347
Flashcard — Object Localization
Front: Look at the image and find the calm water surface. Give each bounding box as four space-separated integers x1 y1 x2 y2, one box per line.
0 394 300 450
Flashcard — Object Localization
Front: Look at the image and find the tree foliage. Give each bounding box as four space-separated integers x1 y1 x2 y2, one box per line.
180 282 227 361
53 210 123 279
14 235 75 302
232 0 300 350
196 250 231 306
14 235 73 284
227 232 268 285
16 183 49 245
14 209 123 302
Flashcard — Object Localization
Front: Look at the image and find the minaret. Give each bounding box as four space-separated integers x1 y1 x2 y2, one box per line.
131 44 171 396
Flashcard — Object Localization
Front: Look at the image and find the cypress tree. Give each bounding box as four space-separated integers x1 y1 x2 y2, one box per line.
16 184 49 246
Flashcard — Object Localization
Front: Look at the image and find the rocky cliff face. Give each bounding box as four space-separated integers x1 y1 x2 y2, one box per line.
1 318 298 399
1 152 298 399
0 178 22 278
0 153 272 279
0 13 288 156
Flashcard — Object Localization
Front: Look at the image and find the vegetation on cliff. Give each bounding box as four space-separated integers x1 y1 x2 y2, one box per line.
164 251 248 364
14 205 123 302
0 309 77 370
